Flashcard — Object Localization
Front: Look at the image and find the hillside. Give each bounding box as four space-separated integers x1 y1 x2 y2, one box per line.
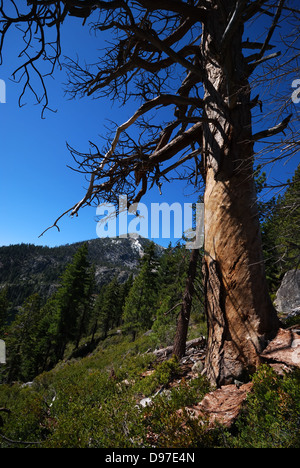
0 235 299 448
0 237 163 314
0 170 299 448
0 326 299 448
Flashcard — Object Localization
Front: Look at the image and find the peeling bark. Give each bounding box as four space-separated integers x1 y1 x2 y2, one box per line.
201 2 280 386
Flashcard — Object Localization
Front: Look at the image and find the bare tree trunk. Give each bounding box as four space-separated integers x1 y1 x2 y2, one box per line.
201 2 279 386
173 248 199 359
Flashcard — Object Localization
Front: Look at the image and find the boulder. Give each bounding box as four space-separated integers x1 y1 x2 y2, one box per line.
192 360 204 374
275 270 300 315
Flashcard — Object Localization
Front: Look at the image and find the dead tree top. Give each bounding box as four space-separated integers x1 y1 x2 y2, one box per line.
0 1 298 233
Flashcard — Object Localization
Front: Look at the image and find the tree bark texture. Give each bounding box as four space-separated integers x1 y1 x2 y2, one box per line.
201 2 279 386
173 248 200 359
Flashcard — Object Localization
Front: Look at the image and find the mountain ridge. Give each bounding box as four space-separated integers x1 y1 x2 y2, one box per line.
0 236 164 314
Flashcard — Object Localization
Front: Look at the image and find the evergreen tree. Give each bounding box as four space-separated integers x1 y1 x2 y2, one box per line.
74 263 96 349
254 166 277 225
262 164 300 292
123 242 159 340
119 274 134 316
152 244 190 345
273 164 300 271
105 277 123 329
92 288 108 340
93 278 120 340
92 275 134 340
53 243 93 360
36 295 62 373
6 294 43 382
0 288 9 336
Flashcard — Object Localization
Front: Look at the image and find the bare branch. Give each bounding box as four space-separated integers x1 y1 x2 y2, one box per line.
252 114 292 141
243 0 272 21
68 95 204 217
247 0 286 75
220 0 248 51
242 40 275 51
248 50 282 69
124 25 203 81
149 122 203 164
135 0 208 20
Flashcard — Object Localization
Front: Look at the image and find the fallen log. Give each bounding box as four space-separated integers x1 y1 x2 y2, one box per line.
153 337 206 360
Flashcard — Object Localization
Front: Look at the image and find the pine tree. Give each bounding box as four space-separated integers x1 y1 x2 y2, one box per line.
262 164 300 292
36 295 62 373
74 263 96 349
92 288 108 340
274 164 300 271
53 243 93 360
90 274 133 341
0 288 9 336
123 242 159 340
152 244 189 345
93 277 120 340
6 294 43 382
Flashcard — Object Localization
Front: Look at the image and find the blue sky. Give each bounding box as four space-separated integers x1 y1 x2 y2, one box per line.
0 9 299 249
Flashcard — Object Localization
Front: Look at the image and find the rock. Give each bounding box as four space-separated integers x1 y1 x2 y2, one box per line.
260 328 300 369
275 270 300 315
179 383 253 428
286 308 300 323
138 388 165 408
139 397 153 408
192 360 204 374
21 381 34 388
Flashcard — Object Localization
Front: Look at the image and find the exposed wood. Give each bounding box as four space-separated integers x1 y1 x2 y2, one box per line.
153 337 206 360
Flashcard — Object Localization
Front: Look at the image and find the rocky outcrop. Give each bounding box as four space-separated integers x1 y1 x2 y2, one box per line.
0 237 162 311
275 270 300 317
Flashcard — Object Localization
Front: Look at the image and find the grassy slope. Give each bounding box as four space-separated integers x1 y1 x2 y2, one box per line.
1 324 300 448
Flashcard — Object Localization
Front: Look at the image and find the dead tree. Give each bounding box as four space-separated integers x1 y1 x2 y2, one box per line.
172 248 200 359
1 0 299 385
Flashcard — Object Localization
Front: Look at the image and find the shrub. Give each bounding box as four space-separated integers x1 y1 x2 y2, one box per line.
137 356 181 397
142 375 218 448
231 365 300 448
0 384 45 447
